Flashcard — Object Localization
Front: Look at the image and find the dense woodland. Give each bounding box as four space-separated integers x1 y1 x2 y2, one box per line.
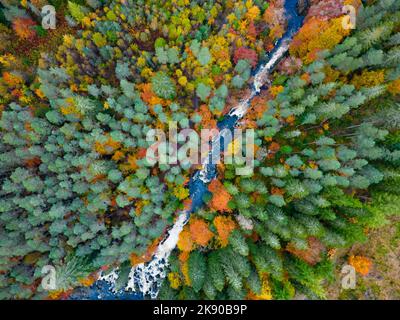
0 0 399 299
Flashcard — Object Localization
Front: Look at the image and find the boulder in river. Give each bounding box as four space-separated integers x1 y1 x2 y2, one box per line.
297 0 310 16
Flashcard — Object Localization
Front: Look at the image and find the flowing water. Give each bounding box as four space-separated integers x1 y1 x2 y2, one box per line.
69 0 307 300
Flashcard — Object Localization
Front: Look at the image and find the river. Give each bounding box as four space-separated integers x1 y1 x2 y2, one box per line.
69 0 308 300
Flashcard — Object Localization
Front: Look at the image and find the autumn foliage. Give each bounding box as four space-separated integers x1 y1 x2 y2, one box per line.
13 17 37 40
189 218 213 246
177 229 194 252
94 136 121 155
348 255 372 276
286 237 325 265
213 215 236 247
387 79 400 95
2 71 23 87
351 70 386 89
263 0 286 41
233 47 258 68
290 17 350 64
208 179 232 212
247 272 273 300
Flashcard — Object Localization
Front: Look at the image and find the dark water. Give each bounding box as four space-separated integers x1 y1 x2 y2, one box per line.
69 0 307 300
69 280 143 300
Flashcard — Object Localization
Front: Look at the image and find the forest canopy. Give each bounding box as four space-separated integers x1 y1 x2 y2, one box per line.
0 0 399 300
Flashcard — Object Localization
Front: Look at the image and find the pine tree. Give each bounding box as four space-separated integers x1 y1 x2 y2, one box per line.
188 251 207 292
